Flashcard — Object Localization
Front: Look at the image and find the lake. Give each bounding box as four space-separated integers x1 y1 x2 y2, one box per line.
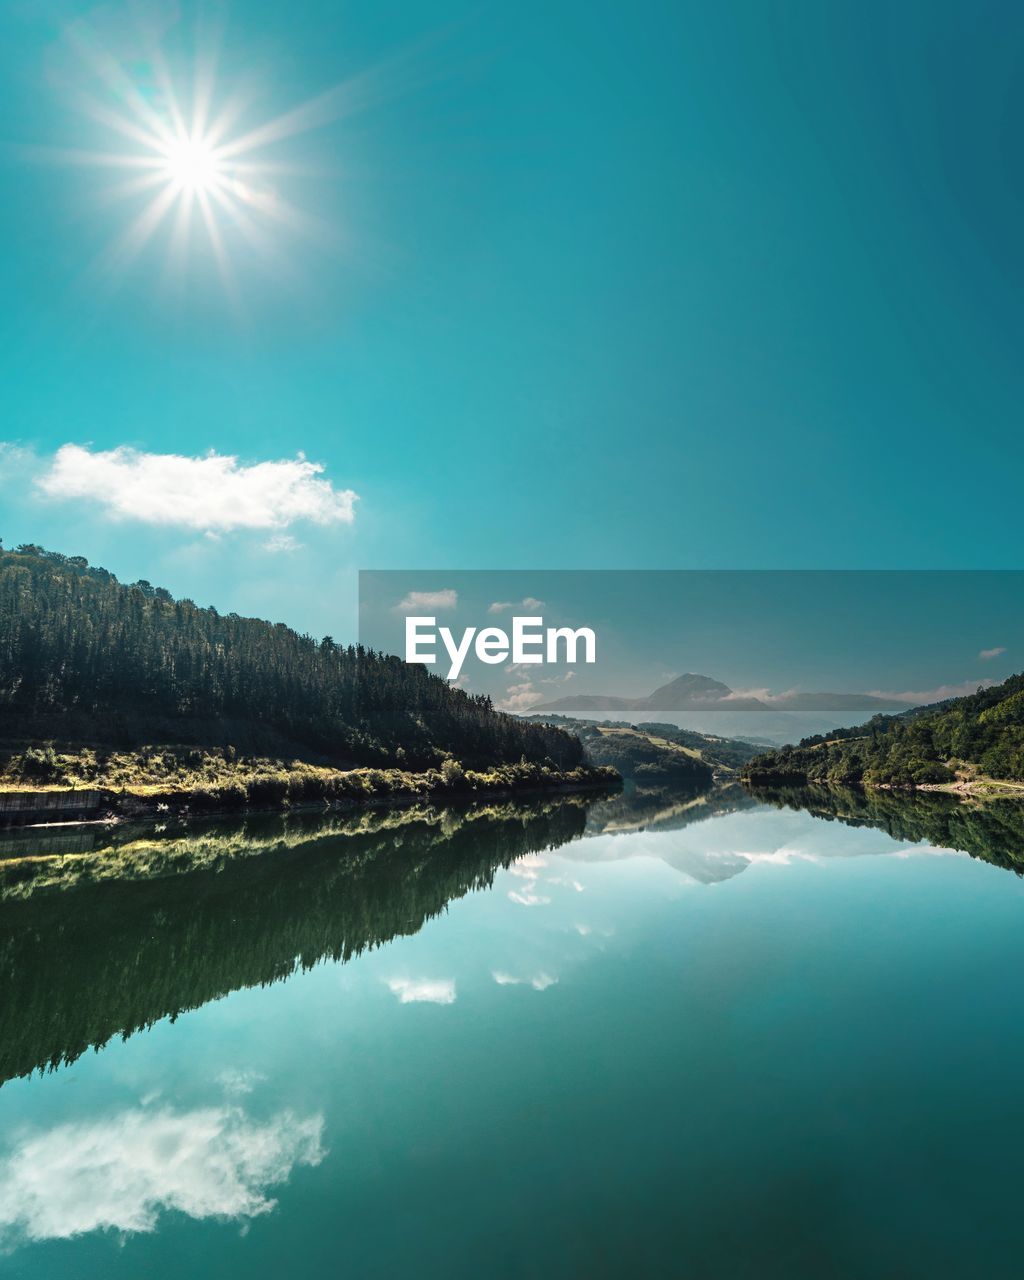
2 784 1024 1278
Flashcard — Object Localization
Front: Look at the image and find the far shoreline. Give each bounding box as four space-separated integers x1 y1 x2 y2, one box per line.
743 774 1024 801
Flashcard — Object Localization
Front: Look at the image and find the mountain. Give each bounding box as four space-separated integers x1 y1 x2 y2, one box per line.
0 544 582 772
644 674 734 706
531 673 911 743
743 673 1024 788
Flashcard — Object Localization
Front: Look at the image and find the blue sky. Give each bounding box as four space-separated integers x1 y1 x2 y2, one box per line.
360 570 1024 707
1 1 1022 642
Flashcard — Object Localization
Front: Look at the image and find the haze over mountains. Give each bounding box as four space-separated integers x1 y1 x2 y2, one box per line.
531 673 916 744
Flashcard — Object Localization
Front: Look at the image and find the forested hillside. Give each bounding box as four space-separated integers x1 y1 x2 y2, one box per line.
634 722 762 770
743 674 1024 787
524 714 760 774
0 545 582 770
572 724 713 787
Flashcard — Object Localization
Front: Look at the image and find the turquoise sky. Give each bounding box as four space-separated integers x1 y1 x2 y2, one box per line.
360 570 1024 702
1 1 1021 641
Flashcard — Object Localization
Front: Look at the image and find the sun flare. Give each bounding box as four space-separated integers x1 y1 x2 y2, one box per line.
161 135 221 193
34 16 375 296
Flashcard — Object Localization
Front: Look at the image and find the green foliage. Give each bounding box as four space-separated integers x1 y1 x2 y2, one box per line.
743 674 1024 786
15 745 60 782
523 713 757 776
0 744 617 817
573 726 713 786
440 757 466 786
634 723 762 770
0 546 582 772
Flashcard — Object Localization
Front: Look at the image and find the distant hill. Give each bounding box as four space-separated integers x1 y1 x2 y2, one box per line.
0 545 582 772
531 673 912 743
524 714 762 774
743 673 1024 788
570 723 713 788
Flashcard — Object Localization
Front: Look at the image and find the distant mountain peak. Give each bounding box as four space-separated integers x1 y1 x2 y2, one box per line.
645 673 734 706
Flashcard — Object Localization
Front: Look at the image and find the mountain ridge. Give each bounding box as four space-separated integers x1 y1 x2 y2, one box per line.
532 672 912 717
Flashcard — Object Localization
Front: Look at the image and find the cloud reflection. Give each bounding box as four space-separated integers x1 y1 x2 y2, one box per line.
492 971 558 991
0 1103 325 1245
386 977 456 1004
506 855 552 906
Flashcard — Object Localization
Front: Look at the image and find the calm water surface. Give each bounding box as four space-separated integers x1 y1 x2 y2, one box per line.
1 787 1024 1278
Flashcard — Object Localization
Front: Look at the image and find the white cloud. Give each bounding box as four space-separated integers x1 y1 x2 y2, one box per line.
215 1069 266 1097
498 681 544 713
505 854 552 906
510 855 547 872
487 597 545 614
0 442 33 470
0 1104 324 1246
548 875 585 892
396 589 457 612
723 687 799 703
508 888 553 906
867 679 999 705
492 971 558 990
979 647 1007 661
33 444 357 534
497 668 574 712
386 977 456 1004
262 533 301 553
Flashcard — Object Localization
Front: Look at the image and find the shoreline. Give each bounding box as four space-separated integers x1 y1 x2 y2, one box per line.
0 763 620 830
743 774 1024 801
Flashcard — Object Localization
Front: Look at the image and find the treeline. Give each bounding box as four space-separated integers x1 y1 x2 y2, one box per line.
743 674 1024 786
0 545 582 770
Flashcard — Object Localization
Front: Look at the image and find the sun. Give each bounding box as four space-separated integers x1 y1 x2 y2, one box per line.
161 135 221 194
31 17 383 297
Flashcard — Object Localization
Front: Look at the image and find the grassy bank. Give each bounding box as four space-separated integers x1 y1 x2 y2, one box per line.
899 767 1024 799
744 758 1024 800
0 743 619 822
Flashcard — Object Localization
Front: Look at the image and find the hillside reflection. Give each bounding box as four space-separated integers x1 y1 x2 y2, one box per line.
5 781 1024 1090
747 783 1024 874
0 799 588 1086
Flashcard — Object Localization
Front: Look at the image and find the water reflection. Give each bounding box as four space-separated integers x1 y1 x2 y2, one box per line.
0 1100 325 1245
4 784 1024 1274
748 782 1024 873
0 799 588 1085
584 779 758 836
5 784 1024 1090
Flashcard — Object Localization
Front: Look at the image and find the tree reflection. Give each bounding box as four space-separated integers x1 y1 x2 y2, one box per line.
0 799 587 1085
